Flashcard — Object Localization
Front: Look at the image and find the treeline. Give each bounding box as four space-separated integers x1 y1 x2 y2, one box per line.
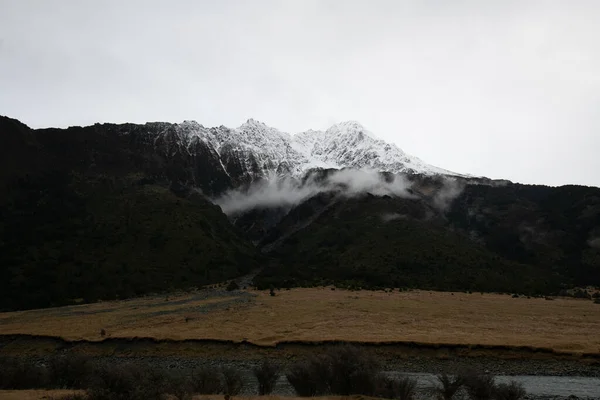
0 346 529 400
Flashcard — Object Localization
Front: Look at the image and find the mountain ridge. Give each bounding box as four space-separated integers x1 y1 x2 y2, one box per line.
31 116 467 184
2 114 599 311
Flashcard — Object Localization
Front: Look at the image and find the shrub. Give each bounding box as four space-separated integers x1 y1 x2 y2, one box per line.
253 360 280 395
326 345 380 395
48 355 92 388
494 381 526 400
375 375 417 400
51 394 89 400
222 367 244 396
86 363 168 400
394 376 418 400
286 355 330 396
226 281 239 291
436 373 464 400
0 356 49 389
461 371 495 400
594 298 600 304
164 373 193 400
374 374 395 398
286 345 380 396
190 367 223 394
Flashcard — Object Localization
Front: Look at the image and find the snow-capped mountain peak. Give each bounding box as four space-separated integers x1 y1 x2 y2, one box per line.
326 120 378 140
161 118 465 184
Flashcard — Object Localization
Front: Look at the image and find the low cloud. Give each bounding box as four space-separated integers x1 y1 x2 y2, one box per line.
213 168 414 215
588 237 600 249
380 213 405 222
213 169 466 216
433 178 464 211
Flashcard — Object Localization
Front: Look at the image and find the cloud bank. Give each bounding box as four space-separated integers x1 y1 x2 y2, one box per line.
213 168 464 216
213 169 413 215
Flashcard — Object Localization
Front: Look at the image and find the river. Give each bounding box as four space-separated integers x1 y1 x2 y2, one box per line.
266 372 600 399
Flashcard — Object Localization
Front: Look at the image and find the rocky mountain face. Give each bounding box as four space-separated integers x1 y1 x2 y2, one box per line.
21 117 460 196
1 115 599 310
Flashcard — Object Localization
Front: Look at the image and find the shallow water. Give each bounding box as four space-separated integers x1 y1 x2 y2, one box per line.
267 372 600 398
401 372 600 398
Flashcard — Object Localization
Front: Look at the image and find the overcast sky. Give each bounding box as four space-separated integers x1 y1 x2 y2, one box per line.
1 1 599 186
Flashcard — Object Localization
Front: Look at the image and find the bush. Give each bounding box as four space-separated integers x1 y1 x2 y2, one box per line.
164 373 193 400
286 345 380 396
594 298 600 304
494 381 526 400
374 374 396 398
190 367 223 394
375 375 417 400
0 356 49 389
253 360 280 395
286 355 330 396
286 363 315 396
462 371 495 400
222 367 244 396
326 345 380 395
48 355 92 389
394 376 418 400
436 373 464 400
573 288 591 299
51 394 89 400
86 364 168 400
226 281 239 291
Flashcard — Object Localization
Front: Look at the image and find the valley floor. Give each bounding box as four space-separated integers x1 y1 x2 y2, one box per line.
0 394 386 400
1 288 599 355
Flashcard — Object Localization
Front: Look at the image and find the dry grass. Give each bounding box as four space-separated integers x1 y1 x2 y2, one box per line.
1 288 599 354
0 393 368 400
0 389 84 400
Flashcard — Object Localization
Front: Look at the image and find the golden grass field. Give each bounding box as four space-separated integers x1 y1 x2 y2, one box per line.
0 288 599 354
0 393 364 400
0 390 81 400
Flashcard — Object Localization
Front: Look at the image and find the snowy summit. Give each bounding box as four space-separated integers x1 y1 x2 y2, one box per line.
151 118 464 182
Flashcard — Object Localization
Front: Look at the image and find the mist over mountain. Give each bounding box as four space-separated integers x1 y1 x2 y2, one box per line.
1 115 599 310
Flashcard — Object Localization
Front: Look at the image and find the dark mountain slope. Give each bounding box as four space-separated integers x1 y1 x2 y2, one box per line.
254 193 557 294
448 182 600 287
251 175 600 293
0 116 260 311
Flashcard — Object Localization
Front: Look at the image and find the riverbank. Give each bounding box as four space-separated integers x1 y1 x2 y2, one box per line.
2 335 600 377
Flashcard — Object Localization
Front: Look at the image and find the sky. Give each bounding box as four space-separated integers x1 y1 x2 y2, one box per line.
1 1 599 187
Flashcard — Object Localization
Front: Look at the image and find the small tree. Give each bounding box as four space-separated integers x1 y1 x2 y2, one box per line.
462 371 495 400
378 375 418 400
286 345 380 396
253 360 280 395
286 356 328 396
226 281 239 291
436 373 464 400
222 367 244 396
494 381 526 400
190 367 222 394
